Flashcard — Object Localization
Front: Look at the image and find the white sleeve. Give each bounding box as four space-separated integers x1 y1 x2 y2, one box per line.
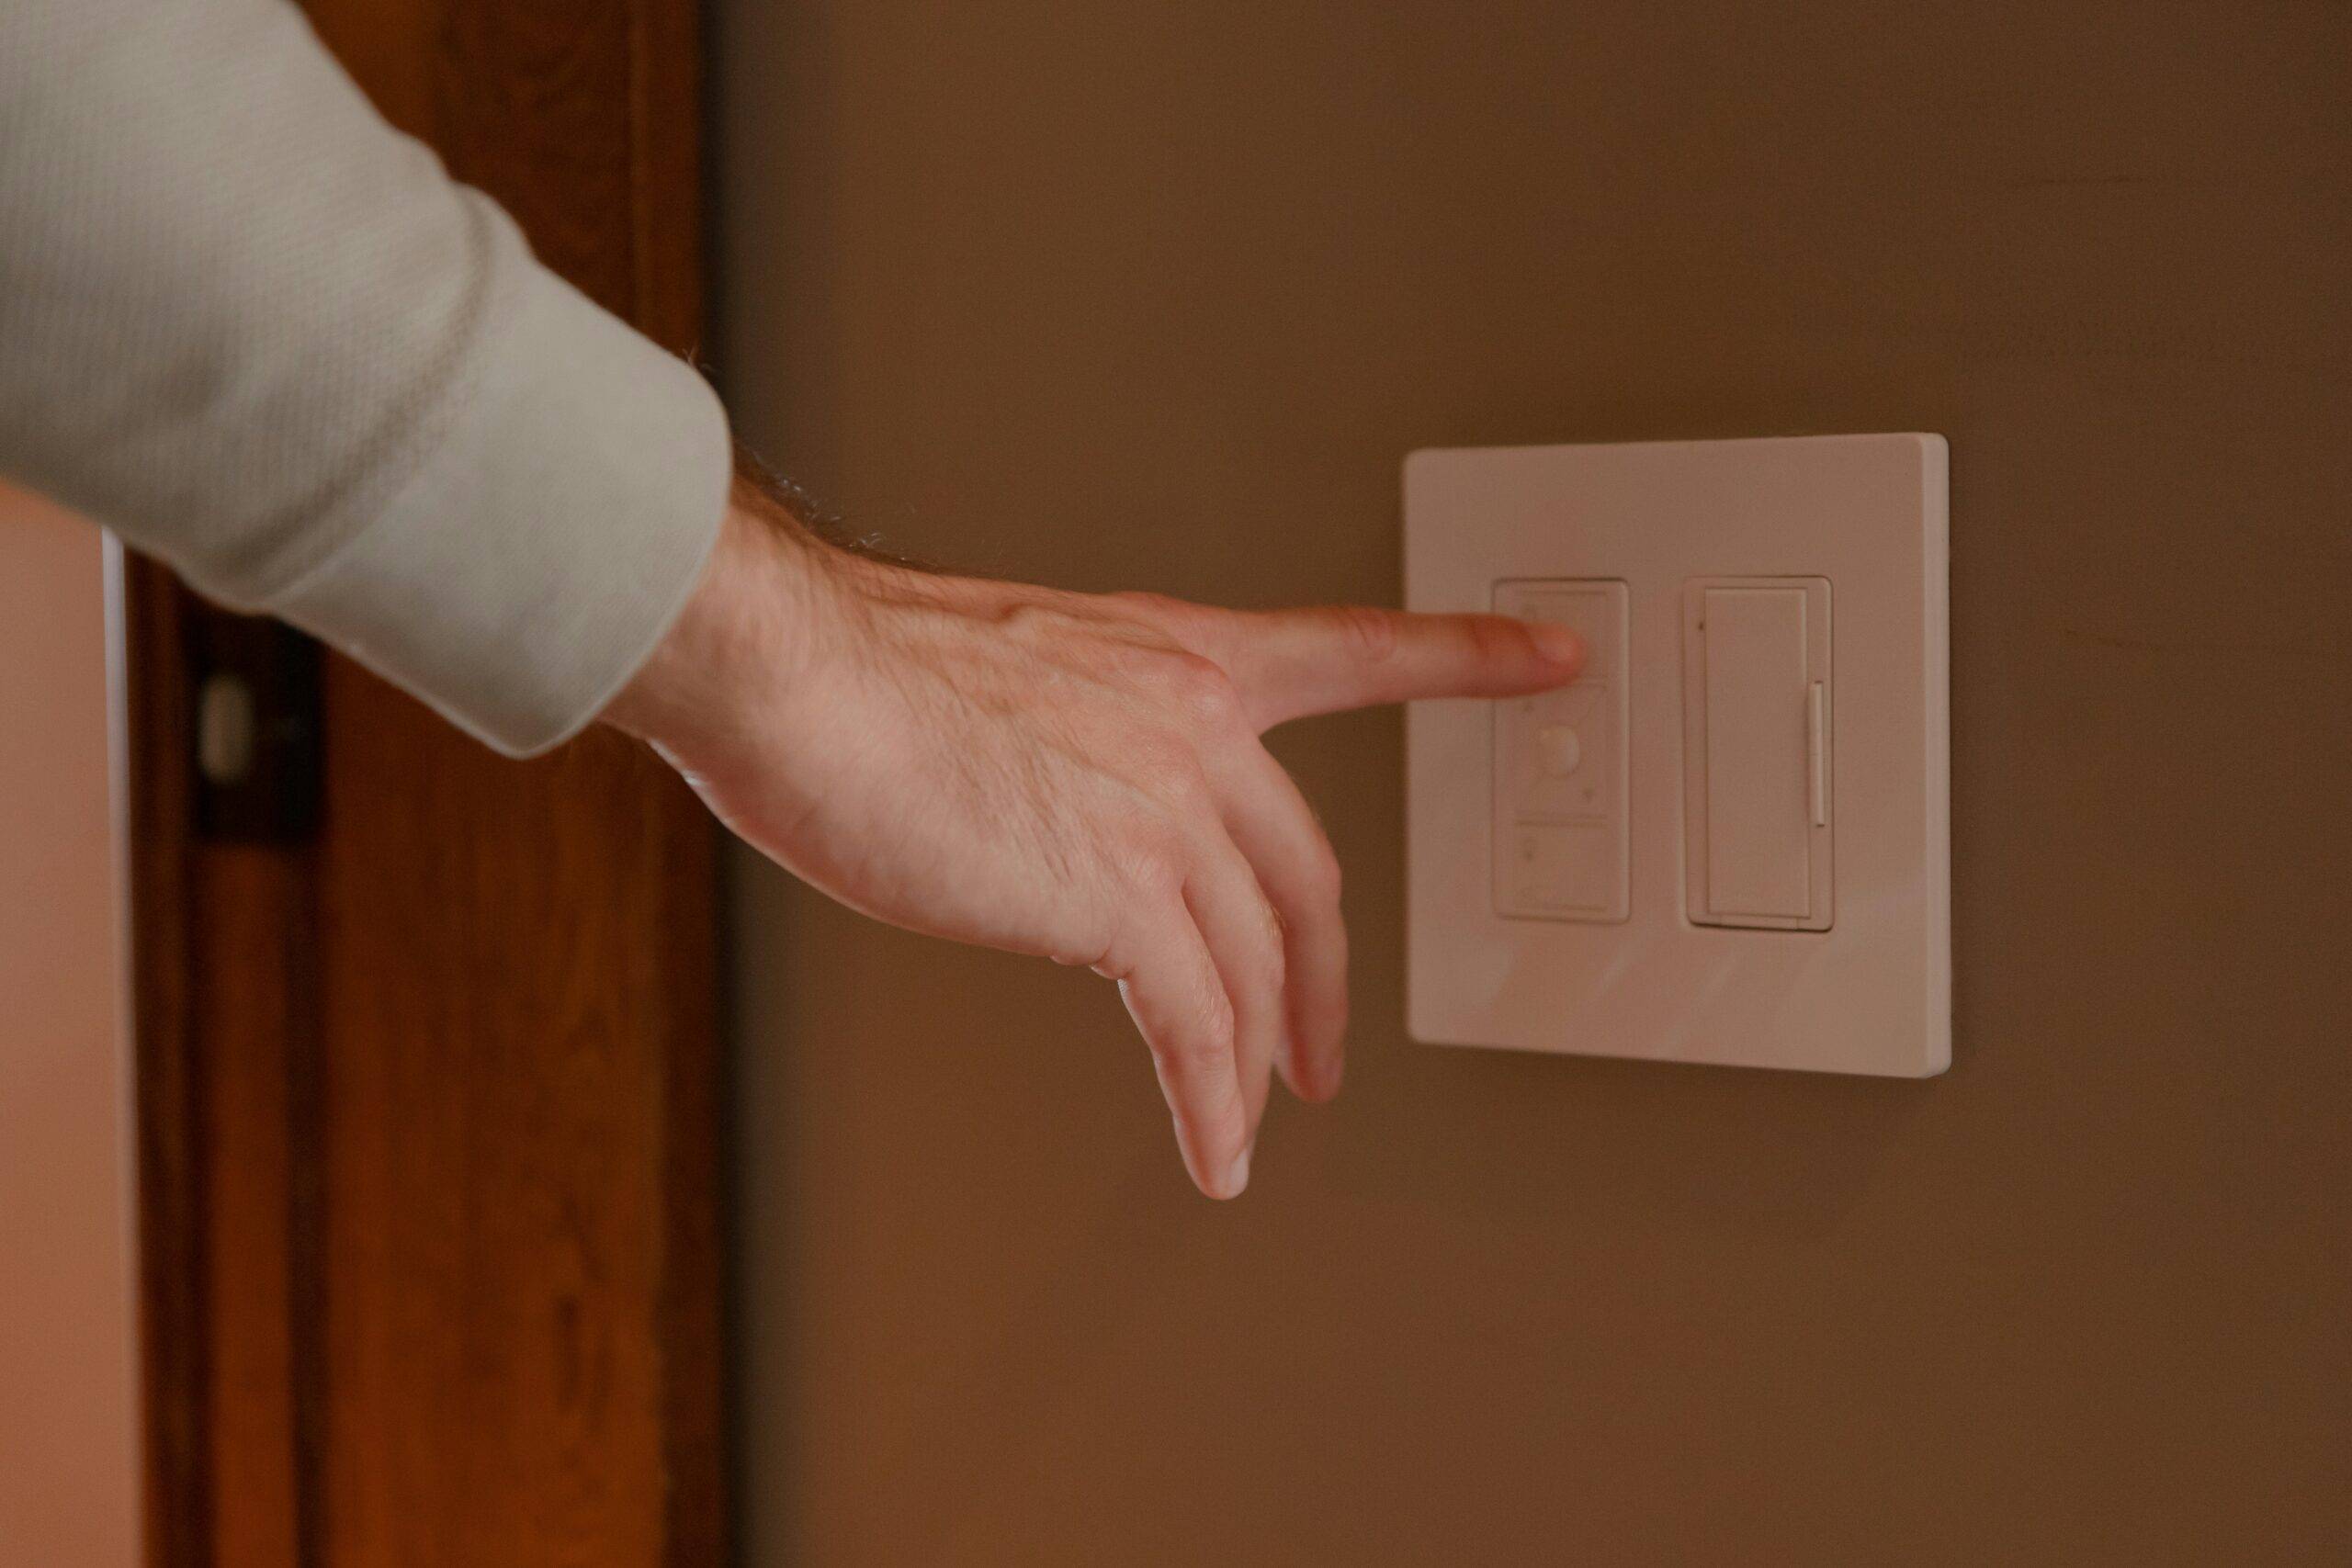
0 0 731 754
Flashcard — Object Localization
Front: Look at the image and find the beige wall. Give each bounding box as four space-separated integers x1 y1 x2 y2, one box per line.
715 4 2350 1562
0 487 139 1566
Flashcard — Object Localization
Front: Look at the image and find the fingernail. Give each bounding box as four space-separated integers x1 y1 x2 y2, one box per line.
1531 622 1584 666
1222 1143 1252 1199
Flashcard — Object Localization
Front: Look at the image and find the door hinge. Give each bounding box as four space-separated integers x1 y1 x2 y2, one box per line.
189 611 322 844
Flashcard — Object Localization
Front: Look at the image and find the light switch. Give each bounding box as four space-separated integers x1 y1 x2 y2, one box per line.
1405 434 1949 1077
1681 577 1833 931
1491 581 1628 923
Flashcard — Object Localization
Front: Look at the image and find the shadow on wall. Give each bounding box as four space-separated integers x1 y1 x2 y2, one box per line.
1341 1043 1925 1244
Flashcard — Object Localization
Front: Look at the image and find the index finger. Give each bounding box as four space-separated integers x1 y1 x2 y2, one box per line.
1192 605 1586 731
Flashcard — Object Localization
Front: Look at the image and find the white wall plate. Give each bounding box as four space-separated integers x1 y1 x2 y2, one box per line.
1404 434 1950 1077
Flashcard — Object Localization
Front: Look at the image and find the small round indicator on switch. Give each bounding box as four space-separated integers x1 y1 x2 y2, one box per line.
1536 724 1582 778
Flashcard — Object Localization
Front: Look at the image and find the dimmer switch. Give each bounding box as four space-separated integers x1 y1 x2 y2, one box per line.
1680 577 1833 931
1492 580 1628 923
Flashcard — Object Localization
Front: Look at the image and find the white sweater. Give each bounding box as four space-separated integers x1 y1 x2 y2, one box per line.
0 0 731 755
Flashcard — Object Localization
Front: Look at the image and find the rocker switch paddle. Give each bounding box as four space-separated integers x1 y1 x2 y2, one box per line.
1679 576 1834 931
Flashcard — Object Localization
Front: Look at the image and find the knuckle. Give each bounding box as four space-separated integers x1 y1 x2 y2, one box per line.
1160 993 1236 1071
1114 592 1222 651
1203 987 1238 1050
1051 919 1119 974
1129 739 1216 820
996 598 1078 641
1163 652 1244 730
1108 590 1186 625
1255 926 1289 994
1331 604 1401 664
1169 759 1221 817
1117 818 1191 900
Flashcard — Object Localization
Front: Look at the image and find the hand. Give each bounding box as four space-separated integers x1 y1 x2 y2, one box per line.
605 471 1584 1199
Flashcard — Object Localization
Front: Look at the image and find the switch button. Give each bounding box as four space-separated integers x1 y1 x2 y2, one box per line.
1681 577 1834 931
1535 725 1582 777
1493 580 1629 923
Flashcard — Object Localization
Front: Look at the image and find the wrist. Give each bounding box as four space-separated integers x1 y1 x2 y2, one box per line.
602 468 831 753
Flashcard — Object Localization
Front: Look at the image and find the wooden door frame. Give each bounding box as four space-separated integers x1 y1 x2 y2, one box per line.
122 2 724 1562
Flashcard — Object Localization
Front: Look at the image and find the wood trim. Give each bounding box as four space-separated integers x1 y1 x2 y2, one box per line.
128 573 329 1567
124 557 209 1568
125 1 723 1562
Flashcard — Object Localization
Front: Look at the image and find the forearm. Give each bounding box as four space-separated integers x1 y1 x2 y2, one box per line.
0 0 729 753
